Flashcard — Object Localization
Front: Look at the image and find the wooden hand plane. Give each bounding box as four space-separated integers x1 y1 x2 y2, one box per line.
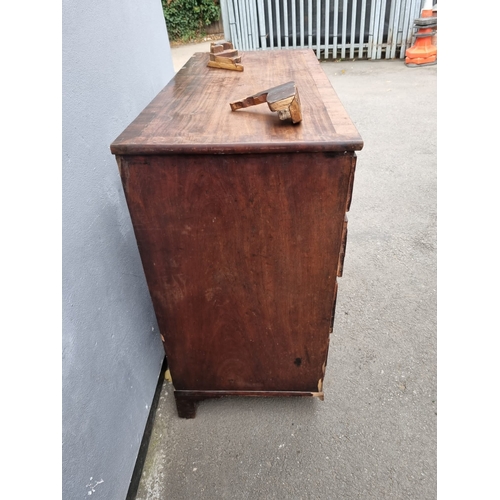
207 41 243 71
229 81 302 124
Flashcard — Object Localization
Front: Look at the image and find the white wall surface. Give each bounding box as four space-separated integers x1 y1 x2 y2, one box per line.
62 0 174 497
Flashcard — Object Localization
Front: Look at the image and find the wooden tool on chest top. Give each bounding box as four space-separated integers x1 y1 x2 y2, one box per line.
230 81 302 124
207 41 244 71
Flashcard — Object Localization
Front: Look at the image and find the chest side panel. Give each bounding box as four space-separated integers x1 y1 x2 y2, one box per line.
118 152 354 392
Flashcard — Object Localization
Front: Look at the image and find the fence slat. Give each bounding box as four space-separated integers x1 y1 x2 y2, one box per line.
367 0 375 58
236 0 245 49
275 0 282 48
236 0 246 49
256 0 267 48
387 0 400 58
220 0 231 41
316 0 321 57
308 0 313 48
371 0 381 58
324 0 330 58
228 0 241 49
358 0 367 58
377 0 387 58
249 0 259 48
395 0 408 56
247 0 255 49
283 0 289 47
242 0 250 50
341 0 348 59
399 0 412 57
333 0 339 58
349 0 357 58
292 0 297 47
267 0 275 48
300 0 305 47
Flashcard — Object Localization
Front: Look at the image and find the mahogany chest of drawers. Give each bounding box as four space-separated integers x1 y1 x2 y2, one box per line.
111 49 363 418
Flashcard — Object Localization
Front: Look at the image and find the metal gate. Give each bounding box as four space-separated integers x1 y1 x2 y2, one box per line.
219 0 427 59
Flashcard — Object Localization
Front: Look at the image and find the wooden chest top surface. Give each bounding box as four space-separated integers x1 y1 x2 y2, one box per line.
110 49 363 155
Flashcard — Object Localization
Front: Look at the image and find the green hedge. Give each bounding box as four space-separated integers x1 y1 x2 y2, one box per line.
163 0 220 42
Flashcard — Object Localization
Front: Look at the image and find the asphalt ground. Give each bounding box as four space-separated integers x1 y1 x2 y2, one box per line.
134 42 437 500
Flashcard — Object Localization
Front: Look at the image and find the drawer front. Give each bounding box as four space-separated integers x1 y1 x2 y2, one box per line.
329 279 338 334
337 215 349 278
345 154 357 213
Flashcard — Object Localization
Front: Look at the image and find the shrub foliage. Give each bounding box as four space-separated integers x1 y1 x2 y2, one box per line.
163 0 220 41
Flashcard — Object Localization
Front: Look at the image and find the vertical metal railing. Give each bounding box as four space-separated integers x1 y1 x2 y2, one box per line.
358 0 367 58
219 0 426 59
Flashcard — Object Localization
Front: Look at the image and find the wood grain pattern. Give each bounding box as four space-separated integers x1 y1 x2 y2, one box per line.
118 152 353 393
110 50 363 155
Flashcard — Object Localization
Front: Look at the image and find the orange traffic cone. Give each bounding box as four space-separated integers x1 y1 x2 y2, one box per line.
405 1 437 67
